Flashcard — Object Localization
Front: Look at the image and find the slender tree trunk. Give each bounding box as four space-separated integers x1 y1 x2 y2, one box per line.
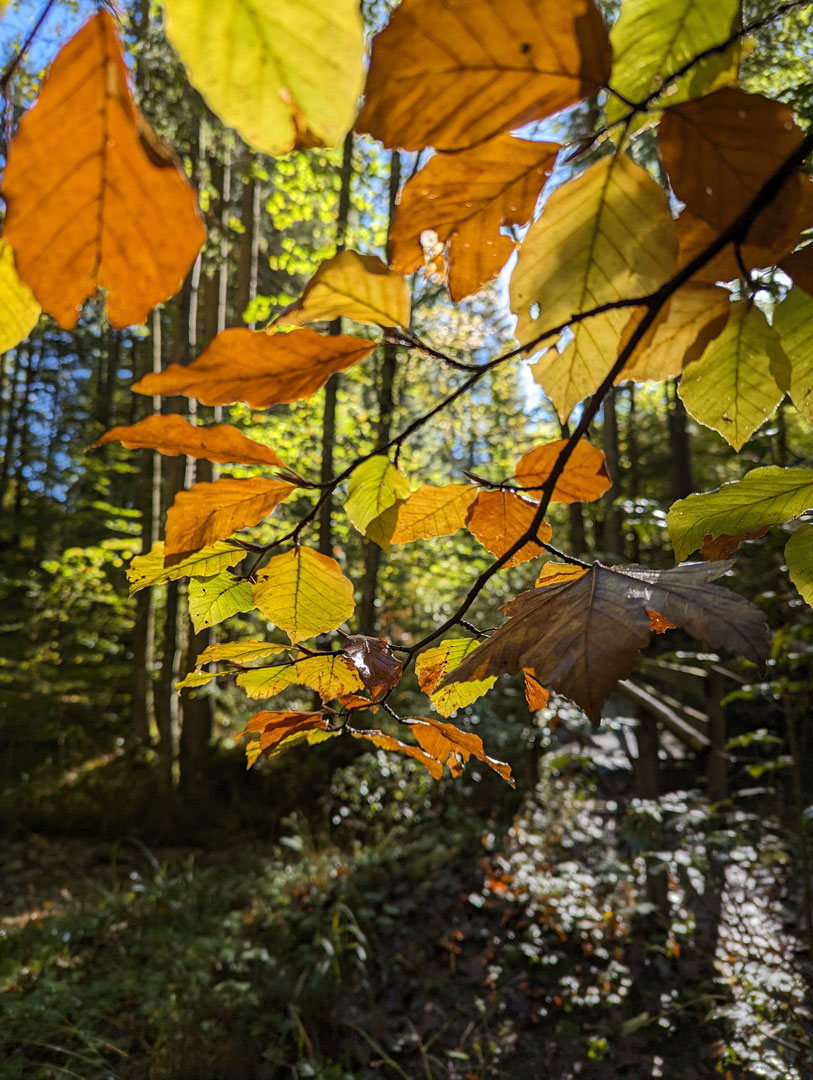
601 385 623 558
667 378 693 501
626 383 641 562
560 418 587 556
10 347 36 545
0 344 24 506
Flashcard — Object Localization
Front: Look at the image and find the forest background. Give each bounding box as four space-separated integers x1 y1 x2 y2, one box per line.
0 0 811 1078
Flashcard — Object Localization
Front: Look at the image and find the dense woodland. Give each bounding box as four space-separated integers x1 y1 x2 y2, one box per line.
0 0 812 1077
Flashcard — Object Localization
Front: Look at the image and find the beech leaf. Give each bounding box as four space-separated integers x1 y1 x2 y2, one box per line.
0 239 40 354
187 572 254 633
342 636 403 697
514 439 610 503
252 547 355 643
786 525 813 608
195 640 292 666
94 414 287 468
275 251 411 329
240 711 335 765
466 490 551 568
345 456 410 536
349 729 443 780
127 541 244 595
405 717 515 787
416 637 497 717
389 484 478 545
773 288 813 420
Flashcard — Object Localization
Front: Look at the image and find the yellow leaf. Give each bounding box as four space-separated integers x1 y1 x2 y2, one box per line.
175 669 230 692
466 490 551 568
679 303 789 450
786 525 813 608
253 547 355 643
187 572 254 632
3 11 204 329
275 251 411 330
127 540 244 595
345 456 411 535
165 478 295 563
195 640 292 666
238 654 363 702
356 0 610 151
773 288 813 420
535 562 588 587
416 637 497 717
390 484 479 544
513 154 676 420
389 136 559 302
94 414 287 468
514 439 610 504
0 239 39 354
236 664 297 700
163 0 364 155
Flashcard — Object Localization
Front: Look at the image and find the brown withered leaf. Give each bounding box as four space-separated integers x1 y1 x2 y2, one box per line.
350 729 443 779
343 636 403 697
3 11 204 329
274 251 411 329
439 561 769 723
94 414 287 468
514 439 610 503
356 0 610 151
523 670 549 711
390 484 479 545
700 527 769 561
164 477 294 564
389 136 559 302
132 327 376 407
780 244 813 296
659 89 806 253
404 717 515 787
466 490 551 567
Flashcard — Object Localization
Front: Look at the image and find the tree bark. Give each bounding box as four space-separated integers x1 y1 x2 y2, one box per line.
667 378 693 501
601 385 623 558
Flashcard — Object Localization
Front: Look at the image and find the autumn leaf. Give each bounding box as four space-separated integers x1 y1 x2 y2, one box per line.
132 327 377 408
466 490 551 568
344 456 411 537
773 288 813 420
187 572 254 633
667 466 813 562
416 637 497 717
679 303 789 451
0 239 40 354
165 478 295 563
274 251 411 329
389 484 479 545
235 664 298 700
3 11 204 329
237 654 362 702
175 669 231 692
659 89 806 252
514 439 610 503
162 0 364 155
389 136 559 302
439 561 769 723
253 547 355 643
780 244 813 296
127 540 244 595
349 728 443 779
535 562 588 587
240 710 334 759
94 414 287 468
786 525 813 607
356 0 610 151
342 636 403 697
405 717 515 787
523 670 549 711
195 640 292 666
514 154 676 420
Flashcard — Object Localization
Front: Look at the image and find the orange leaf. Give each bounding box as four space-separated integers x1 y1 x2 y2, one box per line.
164 477 294 563
350 728 443 779
535 562 588 587
700 527 769 561
523 670 549 711
132 327 376 407
466 490 551 567
389 136 559 302
240 710 332 755
514 439 610 504
405 717 515 787
646 610 677 634
390 484 479 544
356 0 610 151
342 636 403 696
94 414 287 468
3 11 204 329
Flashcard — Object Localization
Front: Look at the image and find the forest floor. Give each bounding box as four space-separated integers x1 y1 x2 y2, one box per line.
1 749 811 1080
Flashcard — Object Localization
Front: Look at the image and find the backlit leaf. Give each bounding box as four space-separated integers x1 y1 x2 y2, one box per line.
514 439 610 503
356 0 610 151
237 653 362 702
466 490 551 567
127 540 244 595
0 239 40 354
275 251 410 329
780 244 813 296
535 562 588 587
514 154 676 420
786 525 813 607
240 710 333 759
165 478 295 563
342 636 403 697
389 136 559 302
773 288 813 419
416 637 497 717
667 466 813 562
187 572 254 632
700 527 769 561
236 664 297 700
132 327 376 407
253 546 355 643
349 729 443 780
175 669 231 691
405 717 515 787
390 484 478 544
94 414 287 468
679 303 789 450
523 670 549 710
3 11 204 329
345 456 410 536
607 0 739 124
163 0 364 155
196 640 292 666
440 561 769 723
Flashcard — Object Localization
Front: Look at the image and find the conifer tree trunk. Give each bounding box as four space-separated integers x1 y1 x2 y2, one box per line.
667 378 693 501
601 386 623 558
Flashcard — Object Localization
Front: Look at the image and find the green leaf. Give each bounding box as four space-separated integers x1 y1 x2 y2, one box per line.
607 0 739 124
786 525 813 607
667 466 813 562
127 541 244 595
187 572 254 633
773 287 813 419
236 664 297 700
162 0 364 155
345 456 410 536
679 303 789 450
